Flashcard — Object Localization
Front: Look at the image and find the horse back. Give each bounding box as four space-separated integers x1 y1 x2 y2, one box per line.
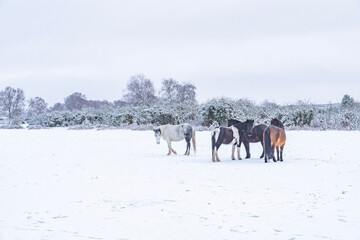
218 127 236 144
268 125 286 146
162 124 186 142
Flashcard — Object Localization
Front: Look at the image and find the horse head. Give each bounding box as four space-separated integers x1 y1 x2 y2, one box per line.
246 119 254 136
153 127 161 144
271 118 284 128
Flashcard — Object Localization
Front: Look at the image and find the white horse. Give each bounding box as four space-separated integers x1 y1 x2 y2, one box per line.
153 124 196 155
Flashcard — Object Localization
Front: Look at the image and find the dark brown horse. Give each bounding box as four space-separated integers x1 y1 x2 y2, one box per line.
228 119 267 158
263 118 286 163
211 126 240 162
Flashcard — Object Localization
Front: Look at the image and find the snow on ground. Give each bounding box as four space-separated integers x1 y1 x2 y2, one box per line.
0 129 359 240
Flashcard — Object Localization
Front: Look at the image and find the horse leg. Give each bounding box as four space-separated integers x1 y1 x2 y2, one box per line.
260 142 264 158
185 133 192 155
272 145 277 162
237 143 242 160
212 147 217 162
237 140 242 160
264 154 268 163
244 140 250 159
212 147 221 162
166 140 172 155
276 146 280 161
215 143 221 162
231 144 236 160
280 145 284 161
167 141 177 155
184 136 191 155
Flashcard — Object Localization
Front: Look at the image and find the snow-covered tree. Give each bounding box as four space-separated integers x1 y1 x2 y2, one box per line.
28 97 48 116
114 100 127 107
341 94 355 108
123 74 156 104
178 83 196 103
160 78 180 103
86 100 112 109
0 86 26 121
160 79 196 104
50 103 65 112
64 92 87 111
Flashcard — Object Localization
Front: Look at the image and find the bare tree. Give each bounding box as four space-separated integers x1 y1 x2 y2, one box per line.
64 92 88 111
0 87 26 121
123 74 156 104
160 78 180 103
160 79 196 104
86 100 112 109
28 97 48 116
114 100 127 107
49 103 65 112
178 83 196 103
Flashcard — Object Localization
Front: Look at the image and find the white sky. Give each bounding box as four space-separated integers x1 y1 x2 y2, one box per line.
1 0 360 105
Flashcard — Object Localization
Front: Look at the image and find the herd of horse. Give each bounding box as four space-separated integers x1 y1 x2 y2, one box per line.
153 118 286 163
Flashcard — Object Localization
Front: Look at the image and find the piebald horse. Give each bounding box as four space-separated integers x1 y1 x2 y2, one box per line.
153 124 196 155
211 126 240 162
263 118 286 163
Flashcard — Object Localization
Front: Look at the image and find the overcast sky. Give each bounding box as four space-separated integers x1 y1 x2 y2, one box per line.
0 0 359 105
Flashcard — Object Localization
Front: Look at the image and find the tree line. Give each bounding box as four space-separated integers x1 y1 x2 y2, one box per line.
0 74 359 130
0 74 196 120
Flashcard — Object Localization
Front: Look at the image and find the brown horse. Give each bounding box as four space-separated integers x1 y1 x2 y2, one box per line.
263 118 286 163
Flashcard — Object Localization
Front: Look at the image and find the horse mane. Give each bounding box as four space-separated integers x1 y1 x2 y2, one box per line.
246 119 254 125
233 119 254 131
227 119 241 127
270 118 284 129
158 125 169 136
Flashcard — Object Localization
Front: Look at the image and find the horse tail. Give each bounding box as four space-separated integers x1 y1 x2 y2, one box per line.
211 128 220 157
264 127 272 158
211 129 216 151
192 126 196 154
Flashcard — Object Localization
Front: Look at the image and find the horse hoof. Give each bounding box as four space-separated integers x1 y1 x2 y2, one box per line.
245 156 250 159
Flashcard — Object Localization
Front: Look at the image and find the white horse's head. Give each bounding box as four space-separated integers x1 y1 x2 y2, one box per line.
153 127 161 144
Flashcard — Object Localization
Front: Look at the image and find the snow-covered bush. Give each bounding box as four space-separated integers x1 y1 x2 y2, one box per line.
24 97 360 130
283 102 315 127
201 98 235 126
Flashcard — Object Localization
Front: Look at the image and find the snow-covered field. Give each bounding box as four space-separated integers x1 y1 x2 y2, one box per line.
0 129 359 240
